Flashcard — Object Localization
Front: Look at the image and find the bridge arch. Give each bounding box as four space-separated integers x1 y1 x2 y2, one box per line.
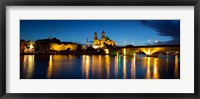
150 51 166 57
119 45 180 57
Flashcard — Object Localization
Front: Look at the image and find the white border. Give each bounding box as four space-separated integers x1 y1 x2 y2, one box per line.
6 6 194 93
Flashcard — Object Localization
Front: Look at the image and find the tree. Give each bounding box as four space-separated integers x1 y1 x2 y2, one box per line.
76 44 82 52
66 48 71 53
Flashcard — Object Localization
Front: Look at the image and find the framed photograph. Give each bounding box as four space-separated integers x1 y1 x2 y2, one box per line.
0 0 200 99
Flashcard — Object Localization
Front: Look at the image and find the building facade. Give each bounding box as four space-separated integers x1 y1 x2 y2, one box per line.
93 31 116 49
50 42 78 52
35 38 79 53
20 40 35 53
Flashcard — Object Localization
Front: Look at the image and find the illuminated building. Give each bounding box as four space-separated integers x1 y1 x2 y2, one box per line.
83 38 89 49
50 42 78 51
20 38 81 53
23 41 35 53
20 40 26 53
93 31 116 49
35 38 55 52
35 38 80 53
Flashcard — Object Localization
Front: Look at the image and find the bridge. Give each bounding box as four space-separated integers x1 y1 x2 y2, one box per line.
115 45 180 57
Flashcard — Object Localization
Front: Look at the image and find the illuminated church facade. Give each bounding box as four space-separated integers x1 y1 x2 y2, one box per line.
93 31 116 49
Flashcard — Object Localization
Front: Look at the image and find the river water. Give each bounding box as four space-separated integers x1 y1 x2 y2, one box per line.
20 54 180 79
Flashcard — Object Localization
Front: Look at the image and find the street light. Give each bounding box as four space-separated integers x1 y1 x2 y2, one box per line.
148 39 151 45
154 40 158 44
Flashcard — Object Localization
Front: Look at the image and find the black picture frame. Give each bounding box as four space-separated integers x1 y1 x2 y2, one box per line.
0 0 200 99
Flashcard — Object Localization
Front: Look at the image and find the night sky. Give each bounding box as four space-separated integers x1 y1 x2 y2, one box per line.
20 20 180 46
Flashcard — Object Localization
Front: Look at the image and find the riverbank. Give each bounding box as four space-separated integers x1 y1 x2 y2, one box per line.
20 53 109 55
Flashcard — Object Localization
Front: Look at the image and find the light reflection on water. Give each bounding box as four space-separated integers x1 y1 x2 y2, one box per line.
20 54 180 79
22 55 34 78
47 55 53 78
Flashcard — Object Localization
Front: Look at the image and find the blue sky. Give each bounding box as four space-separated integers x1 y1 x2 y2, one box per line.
20 20 180 46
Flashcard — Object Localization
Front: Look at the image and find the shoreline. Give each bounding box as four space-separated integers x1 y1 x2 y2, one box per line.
20 53 180 57
20 53 110 55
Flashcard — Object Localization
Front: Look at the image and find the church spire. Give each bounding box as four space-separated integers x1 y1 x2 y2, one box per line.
94 32 98 40
102 31 105 39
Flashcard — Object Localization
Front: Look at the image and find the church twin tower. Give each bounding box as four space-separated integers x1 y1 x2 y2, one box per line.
93 31 116 49
94 31 105 41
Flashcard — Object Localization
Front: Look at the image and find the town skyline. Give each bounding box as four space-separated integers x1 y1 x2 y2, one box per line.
20 20 180 79
20 20 180 46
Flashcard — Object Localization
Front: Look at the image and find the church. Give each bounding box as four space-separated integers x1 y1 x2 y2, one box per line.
93 31 116 49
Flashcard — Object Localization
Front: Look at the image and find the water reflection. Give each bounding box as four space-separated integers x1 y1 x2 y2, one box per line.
131 55 136 79
98 55 102 78
82 55 90 79
114 55 119 78
105 55 110 78
22 55 34 78
47 55 53 78
146 57 151 79
20 54 180 79
175 55 179 79
153 58 159 79
166 56 169 72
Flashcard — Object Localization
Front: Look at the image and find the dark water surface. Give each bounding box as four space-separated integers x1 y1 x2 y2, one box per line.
20 54 180 79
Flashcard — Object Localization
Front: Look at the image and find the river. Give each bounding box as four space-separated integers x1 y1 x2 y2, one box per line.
20 54 180 79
